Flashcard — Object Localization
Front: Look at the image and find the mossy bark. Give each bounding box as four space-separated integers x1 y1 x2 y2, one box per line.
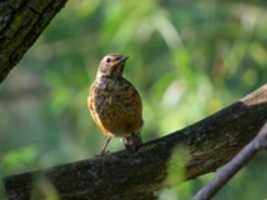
0 0 67 83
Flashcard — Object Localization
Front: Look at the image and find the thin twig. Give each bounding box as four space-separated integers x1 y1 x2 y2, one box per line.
193 123 267 200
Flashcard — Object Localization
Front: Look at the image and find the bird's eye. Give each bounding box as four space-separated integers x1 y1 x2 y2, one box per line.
106 57 111 63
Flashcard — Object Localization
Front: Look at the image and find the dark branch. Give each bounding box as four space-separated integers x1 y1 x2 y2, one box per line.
193 123 267 200
0 0 68 83
3 84 267 200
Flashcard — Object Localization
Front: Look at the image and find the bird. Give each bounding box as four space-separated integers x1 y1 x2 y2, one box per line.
88 54 143 155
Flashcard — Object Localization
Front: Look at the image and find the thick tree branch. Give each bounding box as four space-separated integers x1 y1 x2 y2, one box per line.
3 84 267 200
0 0 68 83
193 123 267 200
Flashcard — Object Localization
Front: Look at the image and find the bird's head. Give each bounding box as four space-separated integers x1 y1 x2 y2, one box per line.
97 54 128 78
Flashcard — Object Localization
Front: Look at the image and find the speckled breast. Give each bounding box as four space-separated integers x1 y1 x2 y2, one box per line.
88 77 143 137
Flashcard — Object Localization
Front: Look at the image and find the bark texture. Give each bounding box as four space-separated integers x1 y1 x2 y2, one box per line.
0 0 68 83
4 84 267 200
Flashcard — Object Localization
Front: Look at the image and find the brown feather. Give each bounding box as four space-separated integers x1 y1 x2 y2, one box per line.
88 77 143 137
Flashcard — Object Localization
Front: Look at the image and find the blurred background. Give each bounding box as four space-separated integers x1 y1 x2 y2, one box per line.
0 0 267 199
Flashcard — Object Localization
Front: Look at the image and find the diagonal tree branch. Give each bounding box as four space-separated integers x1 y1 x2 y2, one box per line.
193 123 267 200
0 0 68 83
3 84 267 200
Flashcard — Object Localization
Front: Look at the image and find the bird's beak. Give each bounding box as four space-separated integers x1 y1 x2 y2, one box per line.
115 55 128 75
118 55 128 64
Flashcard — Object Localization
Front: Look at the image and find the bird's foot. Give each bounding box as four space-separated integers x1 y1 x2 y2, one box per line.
96 150 110 157
123 134 143 152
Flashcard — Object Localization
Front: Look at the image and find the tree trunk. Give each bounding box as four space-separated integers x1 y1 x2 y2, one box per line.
0 0 68 83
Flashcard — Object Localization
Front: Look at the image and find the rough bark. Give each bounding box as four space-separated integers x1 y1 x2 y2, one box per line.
0 0 68 83
3 84 267 200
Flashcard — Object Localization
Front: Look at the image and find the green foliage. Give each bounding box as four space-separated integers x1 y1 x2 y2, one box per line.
0 0 267 199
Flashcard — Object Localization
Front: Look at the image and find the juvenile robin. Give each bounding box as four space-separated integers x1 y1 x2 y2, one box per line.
88 54 143 155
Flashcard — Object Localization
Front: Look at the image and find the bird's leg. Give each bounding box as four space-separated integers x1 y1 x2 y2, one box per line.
100 137 112 155
123 133 143 152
